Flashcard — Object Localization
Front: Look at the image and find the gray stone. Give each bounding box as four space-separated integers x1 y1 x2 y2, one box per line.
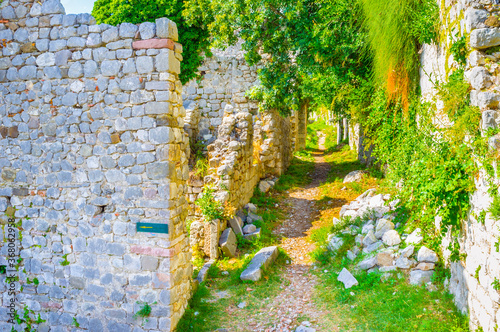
337 268 358 289
409 270 434 286
417 246 438 263
357 256 377 270
196 260 214 284
483 110 498 130
295 326 316 332
36 53 56 67
228 216 244 235
470 28 500 50
243 224 257 234
219 228 237 258
374 218 394 238
120 77 142 91
247 211 263 222
84 60 98 77
136 56 154 74
139 22 156 40
362 230 377 246
55 50 72 66
258 180 272 193
327 235 344 252
42 0 65 15
465 8 488 33
141 256 159 271
395 256 414 269
87 33 102 47
243 228 261 240
146 163 169 179
149 127 171 144
49 40 67 52
68 62 83 78
156 18 178 40
102 27 119 44
19 66 37 80
382 230 401 246
363 241 383 254
401 245 414 258
119 23 138 38
101 60 121 77
2 6 16 19
240 246 278 281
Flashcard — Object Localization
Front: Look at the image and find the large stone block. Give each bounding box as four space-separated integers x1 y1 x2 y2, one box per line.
219 228 237 258
240 246 278 281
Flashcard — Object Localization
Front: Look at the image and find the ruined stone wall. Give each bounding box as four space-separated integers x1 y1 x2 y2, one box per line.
0 1 191 330
182 43 261 142
420 1 500 331
183 44 299 219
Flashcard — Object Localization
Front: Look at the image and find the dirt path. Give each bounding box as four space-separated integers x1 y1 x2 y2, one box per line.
245 134 332 332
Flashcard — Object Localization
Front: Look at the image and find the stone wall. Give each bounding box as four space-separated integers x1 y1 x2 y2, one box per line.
182 43 261 142
0 0 191 331
419 1 500 331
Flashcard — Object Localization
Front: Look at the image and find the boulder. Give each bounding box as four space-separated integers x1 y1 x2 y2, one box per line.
470 28 500 50
376 251 394 267
417 246 438 263
240 246 279 281
243 228 261 240
369 194 385 208
243 224 256 234
196 260 215 284
343 170 366 183
382 230 401 246
379 266 398 272
358 256 377 270
337 268 359 289
219 228 237 258
228 216 243 236
395 256 416 269
409 270 434 285
401 245 414 258
362 230 377 247
363 241 383 254
258 180 272 193
246 203 257 213
405 228 423 245
374 218 395 238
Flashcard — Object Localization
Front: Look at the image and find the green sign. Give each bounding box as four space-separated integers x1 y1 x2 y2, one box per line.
136 222 169 234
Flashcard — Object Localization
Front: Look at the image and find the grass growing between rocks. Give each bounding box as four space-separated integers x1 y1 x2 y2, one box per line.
306 142 469 331
177 248 290 332
314 270 469 331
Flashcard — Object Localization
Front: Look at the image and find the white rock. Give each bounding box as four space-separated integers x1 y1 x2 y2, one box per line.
417 246 438 263
362 224 374 234
465 8 488 33
401 245 414 258
343 170 366 183
469 50 486 66
470 28 500 50
405 228 423 245
469 66 491 90
237 301 246 309
337 268 359 289
382 230 401 246
246 203 257 213
347 250 357 261
369 194 385 208
363 241 384 254
379 266 398 272
395 256 415 269
409 270 434 285
242 224 256 234
295 326 316 332
374 219 394 238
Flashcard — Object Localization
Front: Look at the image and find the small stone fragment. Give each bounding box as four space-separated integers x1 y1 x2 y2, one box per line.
337 268 359 289
417 246 438 263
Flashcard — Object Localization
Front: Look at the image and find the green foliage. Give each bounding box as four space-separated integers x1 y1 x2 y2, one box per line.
92 0 211 84
488 192 500 220
12 306 46 332
72 317 80 328
185 0 370 116
450 36 467 67
195 186 225 221
475 265 481 281
361 0 439 99
493 278 500 291
60 254 70 266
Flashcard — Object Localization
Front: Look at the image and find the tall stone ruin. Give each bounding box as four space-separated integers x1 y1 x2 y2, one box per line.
0 0 191 330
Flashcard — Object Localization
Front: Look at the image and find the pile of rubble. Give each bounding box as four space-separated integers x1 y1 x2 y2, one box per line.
329 188 439 289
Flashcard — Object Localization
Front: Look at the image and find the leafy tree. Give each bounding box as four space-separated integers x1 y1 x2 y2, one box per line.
92 0 211 84
184 0 371 116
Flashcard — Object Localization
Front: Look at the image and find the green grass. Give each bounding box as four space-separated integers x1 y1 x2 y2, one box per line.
176 249 290 332
314 269 469 331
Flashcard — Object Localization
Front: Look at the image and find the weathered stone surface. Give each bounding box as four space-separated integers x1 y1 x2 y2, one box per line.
343 170 366 183
243 224 257 234
377 251 394 267
358 257 377 270
327 235 344 252
374 218 394 239
405 228 423 245
417 246 438 263
196 260 215 284
337 268 358 289
401 245 414 258
409 270 434 285
470 28 500 49
240 246 278 281
395 256 415 269
415 262 435 271
243 228 261 240
469 66 491 90
258 180 272 193
362 230 377 247
228 216 243 236
363 241 383 254
382 230 401 246
219 228 237 258
133 39 175 50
